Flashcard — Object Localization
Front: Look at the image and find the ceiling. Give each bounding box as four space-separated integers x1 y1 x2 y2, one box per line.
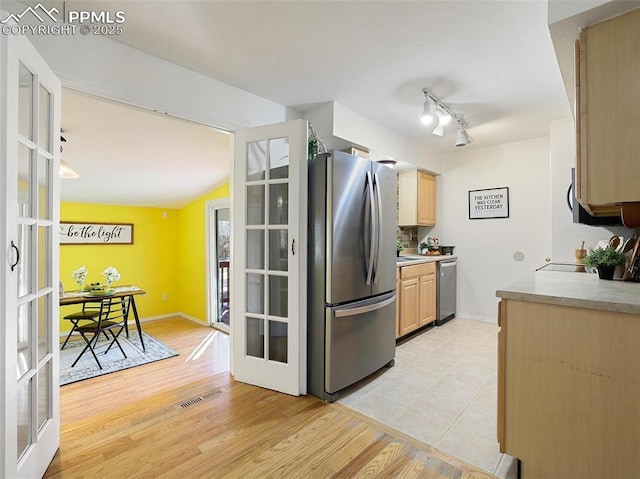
55 0 570 207
61 90 231 208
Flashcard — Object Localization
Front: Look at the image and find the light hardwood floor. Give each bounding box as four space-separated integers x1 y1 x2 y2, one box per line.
46 317 497 478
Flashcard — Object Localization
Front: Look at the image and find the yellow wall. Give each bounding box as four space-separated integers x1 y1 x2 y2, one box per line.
178 182 230 321
60 181 231 332
60 203 180 330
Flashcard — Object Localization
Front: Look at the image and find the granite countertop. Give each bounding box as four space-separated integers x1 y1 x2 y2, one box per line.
496 270 640 314
396 254 457 267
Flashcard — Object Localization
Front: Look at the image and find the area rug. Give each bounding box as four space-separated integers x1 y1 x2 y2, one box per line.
60 332 179 386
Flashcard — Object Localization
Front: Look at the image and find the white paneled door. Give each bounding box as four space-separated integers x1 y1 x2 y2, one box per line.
1 33 61 477
232 120 307 396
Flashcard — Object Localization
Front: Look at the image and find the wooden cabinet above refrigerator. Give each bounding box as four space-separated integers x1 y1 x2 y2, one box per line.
576 8 640 217
398 170 436 226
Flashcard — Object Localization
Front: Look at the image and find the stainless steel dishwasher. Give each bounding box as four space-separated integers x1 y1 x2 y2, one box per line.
436 259 456 325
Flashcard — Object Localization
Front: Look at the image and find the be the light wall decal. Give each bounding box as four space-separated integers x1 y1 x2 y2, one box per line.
468 187 509 220
60 222 134 245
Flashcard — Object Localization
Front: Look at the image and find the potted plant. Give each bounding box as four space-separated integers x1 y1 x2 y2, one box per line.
419 242 429 255
583 246 627 280
396 240 404 257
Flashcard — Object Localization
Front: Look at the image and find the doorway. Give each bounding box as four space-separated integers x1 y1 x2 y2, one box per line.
206 199 231 332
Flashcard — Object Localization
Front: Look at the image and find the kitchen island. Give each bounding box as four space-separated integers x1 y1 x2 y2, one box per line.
496 271 640 479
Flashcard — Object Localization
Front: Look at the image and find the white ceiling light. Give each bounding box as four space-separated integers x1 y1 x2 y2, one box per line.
59 160 80 178
455 121 473 147
59 134 80 178
436 108 452 125
432 123 445 137
420 95 435 125
421 88 472 146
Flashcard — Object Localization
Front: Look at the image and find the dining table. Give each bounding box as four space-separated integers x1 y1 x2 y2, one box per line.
59 285 146 351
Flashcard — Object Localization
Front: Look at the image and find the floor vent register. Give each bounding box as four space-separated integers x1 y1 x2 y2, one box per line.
179 388 224 409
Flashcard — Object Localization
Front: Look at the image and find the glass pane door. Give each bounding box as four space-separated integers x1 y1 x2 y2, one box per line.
232 120 307 396
245 137 290 363
2 33 61 478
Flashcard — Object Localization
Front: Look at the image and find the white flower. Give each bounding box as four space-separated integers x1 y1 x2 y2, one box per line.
102 266 121 285
72 266 87 285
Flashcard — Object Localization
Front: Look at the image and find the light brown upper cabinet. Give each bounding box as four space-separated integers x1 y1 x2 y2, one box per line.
576 9 640 216
398 170 436 226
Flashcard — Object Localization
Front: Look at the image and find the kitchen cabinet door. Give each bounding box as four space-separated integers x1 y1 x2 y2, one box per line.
398 277 419 337
395 269 400 338
576 9 640 214
497 300 505 453
418 271 436 326
398 170 436 226
417 172 436 226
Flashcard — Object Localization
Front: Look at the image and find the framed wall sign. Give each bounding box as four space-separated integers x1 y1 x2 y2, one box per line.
468 187 509 220
60 222 134 245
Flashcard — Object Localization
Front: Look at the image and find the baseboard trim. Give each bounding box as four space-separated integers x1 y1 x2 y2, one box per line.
175 312 208 326
138 313 181 324
137 312 208 326
455 313 497 323
60 312 208 337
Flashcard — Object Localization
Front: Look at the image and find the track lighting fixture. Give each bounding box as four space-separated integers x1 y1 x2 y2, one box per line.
420 88 472 147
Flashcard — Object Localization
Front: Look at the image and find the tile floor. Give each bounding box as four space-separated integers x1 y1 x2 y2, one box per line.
337 317 517 479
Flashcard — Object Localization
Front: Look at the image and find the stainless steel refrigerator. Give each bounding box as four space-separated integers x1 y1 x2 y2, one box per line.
308 150 397 402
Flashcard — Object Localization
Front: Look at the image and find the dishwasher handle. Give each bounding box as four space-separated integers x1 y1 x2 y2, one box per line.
440 260 457 268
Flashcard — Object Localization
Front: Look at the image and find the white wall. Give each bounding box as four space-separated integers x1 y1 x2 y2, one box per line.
302 102 441 174
549 117 628 261
424 137 552 322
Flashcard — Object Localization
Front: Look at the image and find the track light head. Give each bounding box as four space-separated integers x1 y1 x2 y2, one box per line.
455 122 473 147
59 160 80 178
420 99 434 125
432 123 445 137
436 109 452 125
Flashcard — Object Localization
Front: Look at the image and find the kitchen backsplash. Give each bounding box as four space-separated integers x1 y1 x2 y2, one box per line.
397 226 418 249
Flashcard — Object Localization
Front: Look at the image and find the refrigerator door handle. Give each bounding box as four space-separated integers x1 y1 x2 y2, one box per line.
365 171 376 285
334 295 396 317
372 173 383 284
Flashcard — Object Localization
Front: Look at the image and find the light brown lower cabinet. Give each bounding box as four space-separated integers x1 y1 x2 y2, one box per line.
497 298 640 478
397 262 436 338
395 268 400 338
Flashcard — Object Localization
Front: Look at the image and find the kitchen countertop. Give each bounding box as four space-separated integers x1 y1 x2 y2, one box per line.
496 270 640 315
396 254 457 267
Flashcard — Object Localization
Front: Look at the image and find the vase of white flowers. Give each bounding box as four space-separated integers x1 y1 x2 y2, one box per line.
71 266 87 289
102 266 121 287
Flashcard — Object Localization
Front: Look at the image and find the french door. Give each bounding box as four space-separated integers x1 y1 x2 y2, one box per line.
1 33 61 477
231 120 307 396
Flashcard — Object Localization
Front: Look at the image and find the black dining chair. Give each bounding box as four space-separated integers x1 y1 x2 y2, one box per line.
60 302 104 350
71 297 129 370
